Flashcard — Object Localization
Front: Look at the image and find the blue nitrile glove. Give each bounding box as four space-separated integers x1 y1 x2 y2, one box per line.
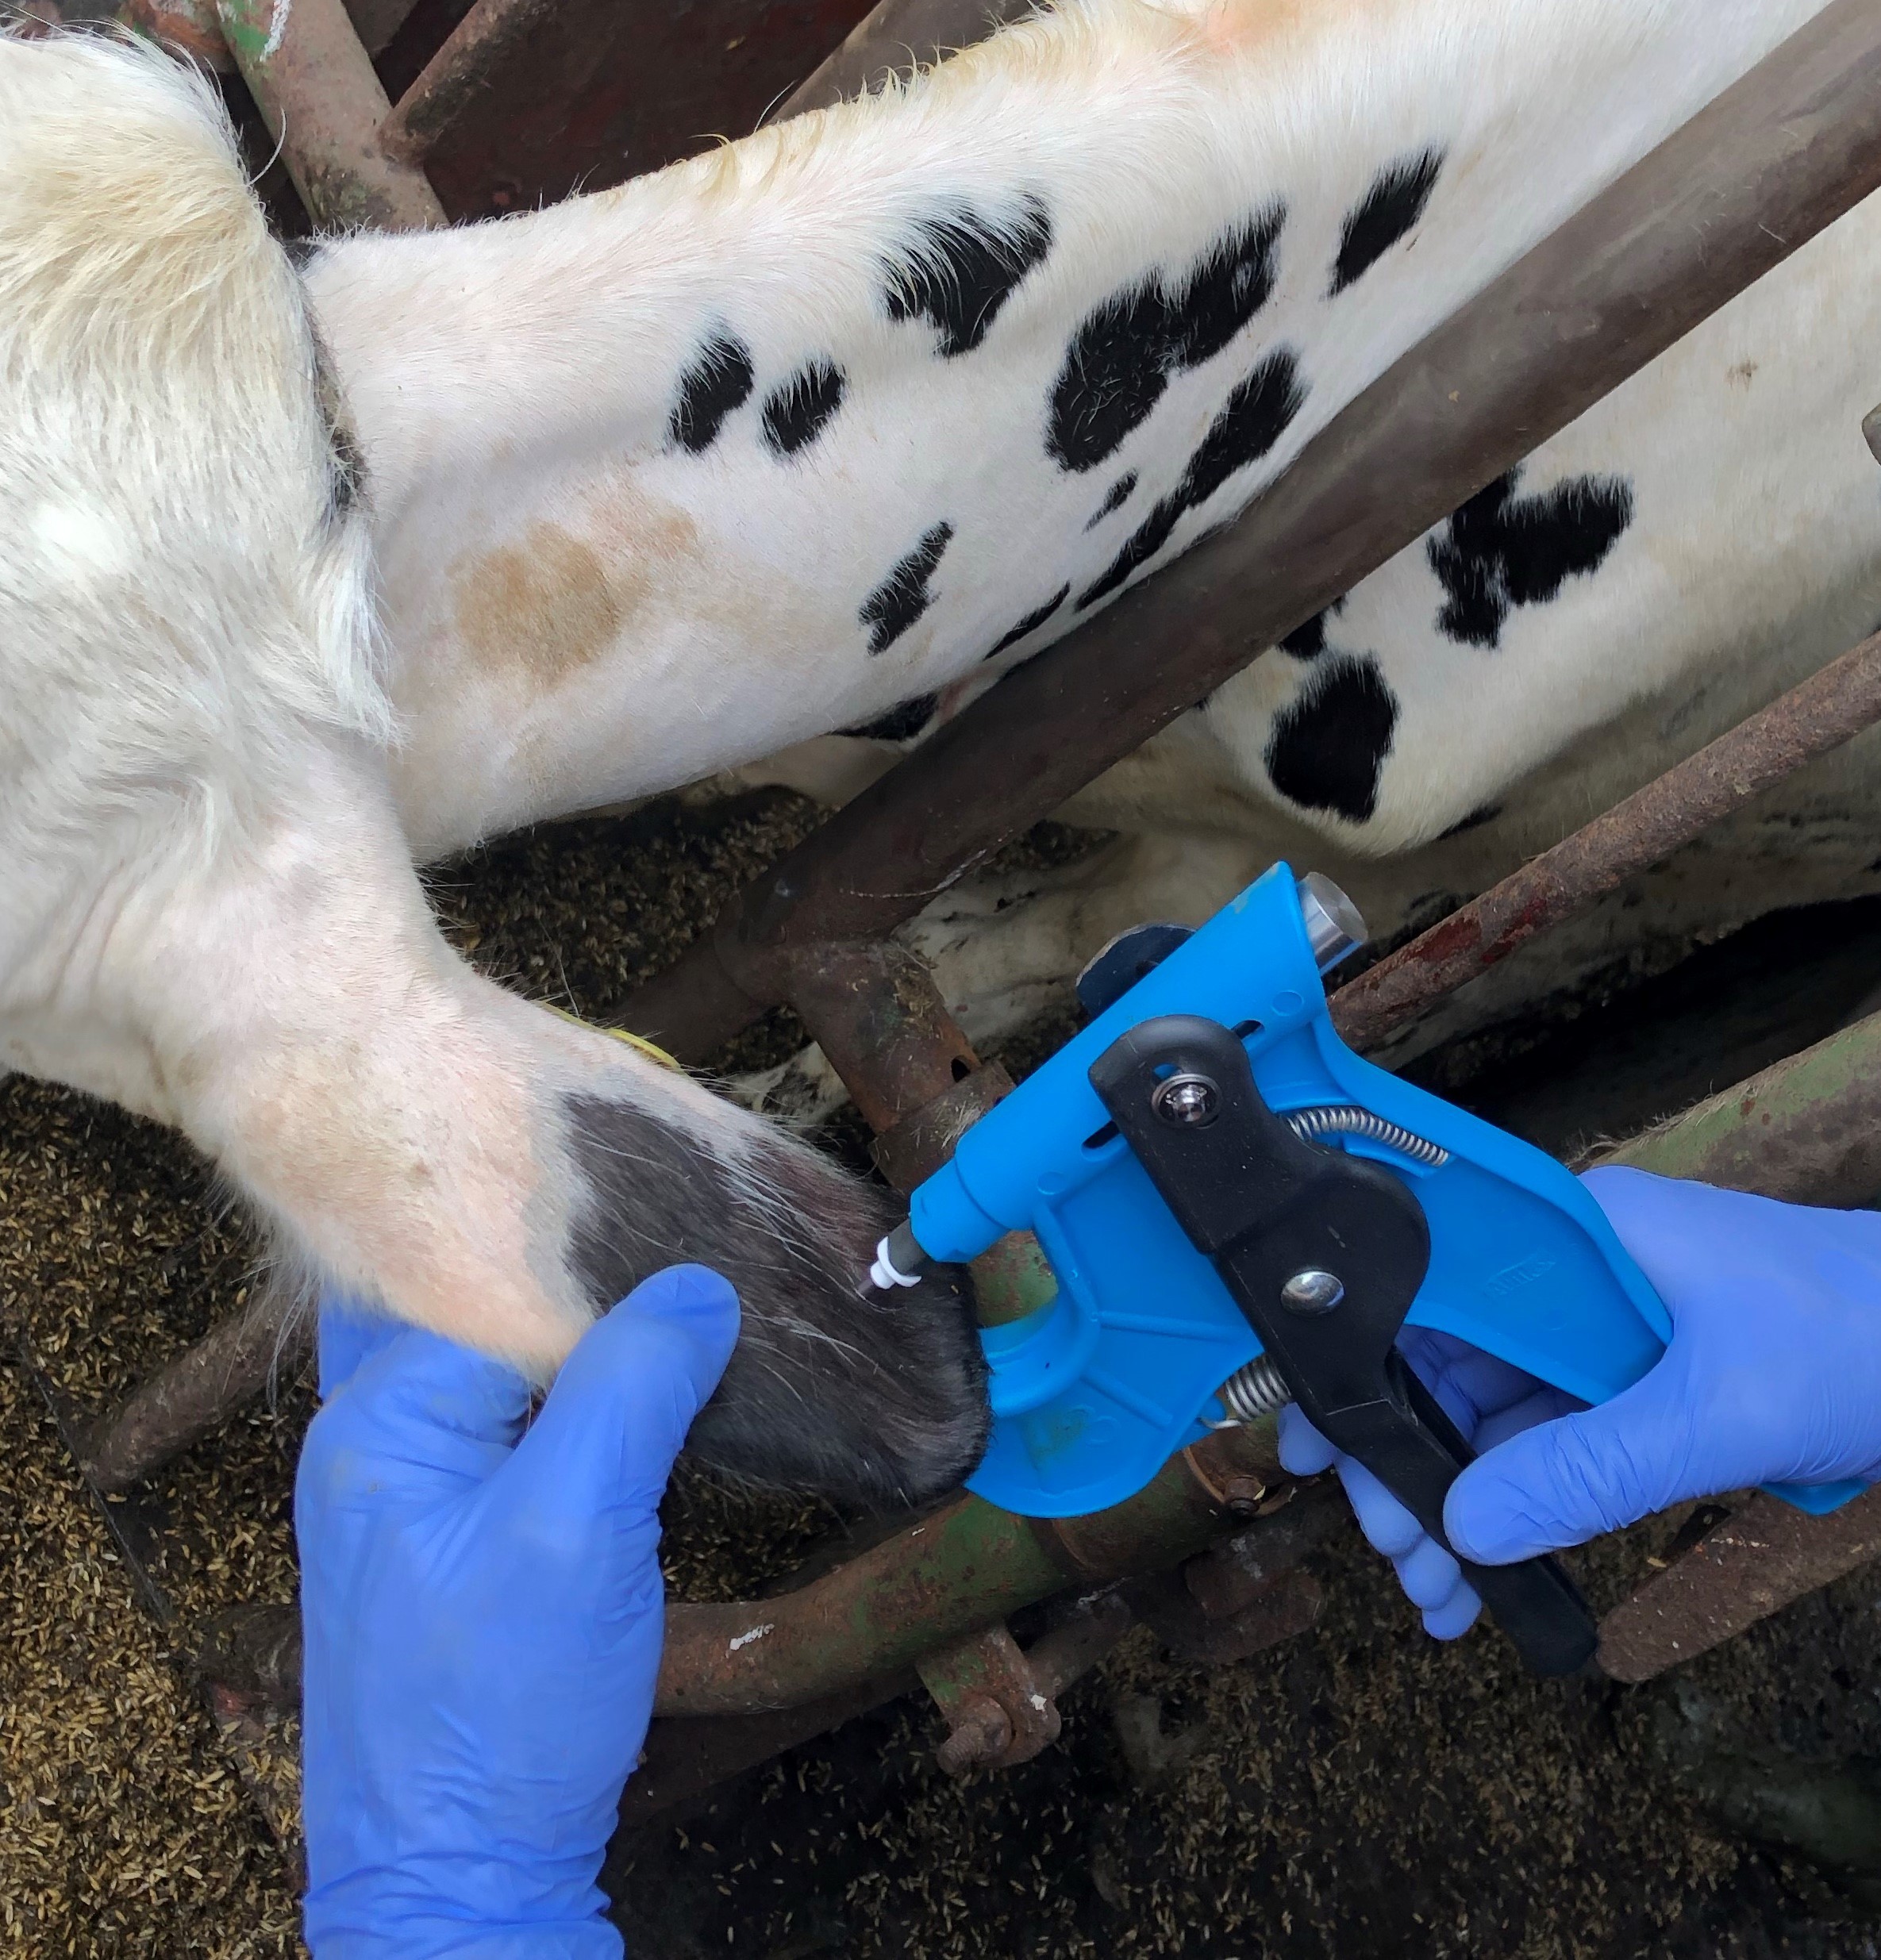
1279 1168 1881 1636
295 1265 740 1960
1276 1328 1575 1637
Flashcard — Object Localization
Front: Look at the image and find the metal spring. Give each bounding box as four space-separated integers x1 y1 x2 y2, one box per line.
1283 1103 1450 1170
1208 1353 1293 1428
1208 1106 1448 1429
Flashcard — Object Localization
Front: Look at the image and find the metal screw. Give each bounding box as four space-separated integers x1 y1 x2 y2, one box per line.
1152 1073 1220 1126
1279 1268 1344 1315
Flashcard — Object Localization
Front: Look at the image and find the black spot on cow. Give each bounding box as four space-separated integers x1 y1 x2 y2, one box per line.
1279 596 1346 659
1428 467 1634 648
1079 349 1306 608
1182 350 1309 508
1086 472 1138 528
883 195 1052 357
668 332 755 453
763 360 846 456
1264 654 1399 823
1439 801 1502 839
840 692 940 742
1330 149 1444 294
861 522 954 655
984 584 1071 660
1047 206 1286 474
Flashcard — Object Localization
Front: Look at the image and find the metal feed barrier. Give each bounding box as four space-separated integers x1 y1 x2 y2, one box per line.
36 0 1881 1818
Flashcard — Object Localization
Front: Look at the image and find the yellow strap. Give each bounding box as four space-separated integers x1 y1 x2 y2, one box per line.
543 1003 685 1074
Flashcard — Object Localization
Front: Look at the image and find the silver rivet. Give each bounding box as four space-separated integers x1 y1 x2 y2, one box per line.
1280 1268 1344 1315
1152 1073 1219 1126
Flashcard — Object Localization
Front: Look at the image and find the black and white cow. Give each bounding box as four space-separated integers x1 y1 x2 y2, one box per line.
3 0 1874 1502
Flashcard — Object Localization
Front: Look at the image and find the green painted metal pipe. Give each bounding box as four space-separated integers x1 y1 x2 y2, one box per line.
654 1421 1282 1717
1594 1005 1881 1206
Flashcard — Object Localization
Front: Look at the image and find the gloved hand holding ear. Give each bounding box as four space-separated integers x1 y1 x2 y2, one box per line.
295 1264 740 1959
1282 1170 1881 1639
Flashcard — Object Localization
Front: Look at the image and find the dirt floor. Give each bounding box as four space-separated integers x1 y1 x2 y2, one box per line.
5 795 1881 1958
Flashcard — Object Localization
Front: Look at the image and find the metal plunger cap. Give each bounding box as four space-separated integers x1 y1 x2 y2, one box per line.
1294 871 1367 973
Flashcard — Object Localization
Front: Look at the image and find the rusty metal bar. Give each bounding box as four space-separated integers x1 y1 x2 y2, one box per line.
1329 628 1881 1053
778 0 1034 119
375 0 555 166
616 1587 1133 1823
381 0 1020 177
621 0 1881 1063
216 0 445 230
767 942 987 1140
77 1297 309 1495
121 0 421 67
1599 1487 1881 1683
118 0 238 69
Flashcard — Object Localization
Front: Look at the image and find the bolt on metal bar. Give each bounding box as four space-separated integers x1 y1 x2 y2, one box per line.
1329 627 1881 1054
216 0 445 230
919 1621 1061 1775
620 0 1881 1062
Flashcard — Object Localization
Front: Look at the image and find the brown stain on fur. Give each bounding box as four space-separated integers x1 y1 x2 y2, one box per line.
453 494 710 693
454 521 627 689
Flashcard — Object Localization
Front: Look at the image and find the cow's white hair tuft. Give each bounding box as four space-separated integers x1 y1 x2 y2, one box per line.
0 29 389 872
